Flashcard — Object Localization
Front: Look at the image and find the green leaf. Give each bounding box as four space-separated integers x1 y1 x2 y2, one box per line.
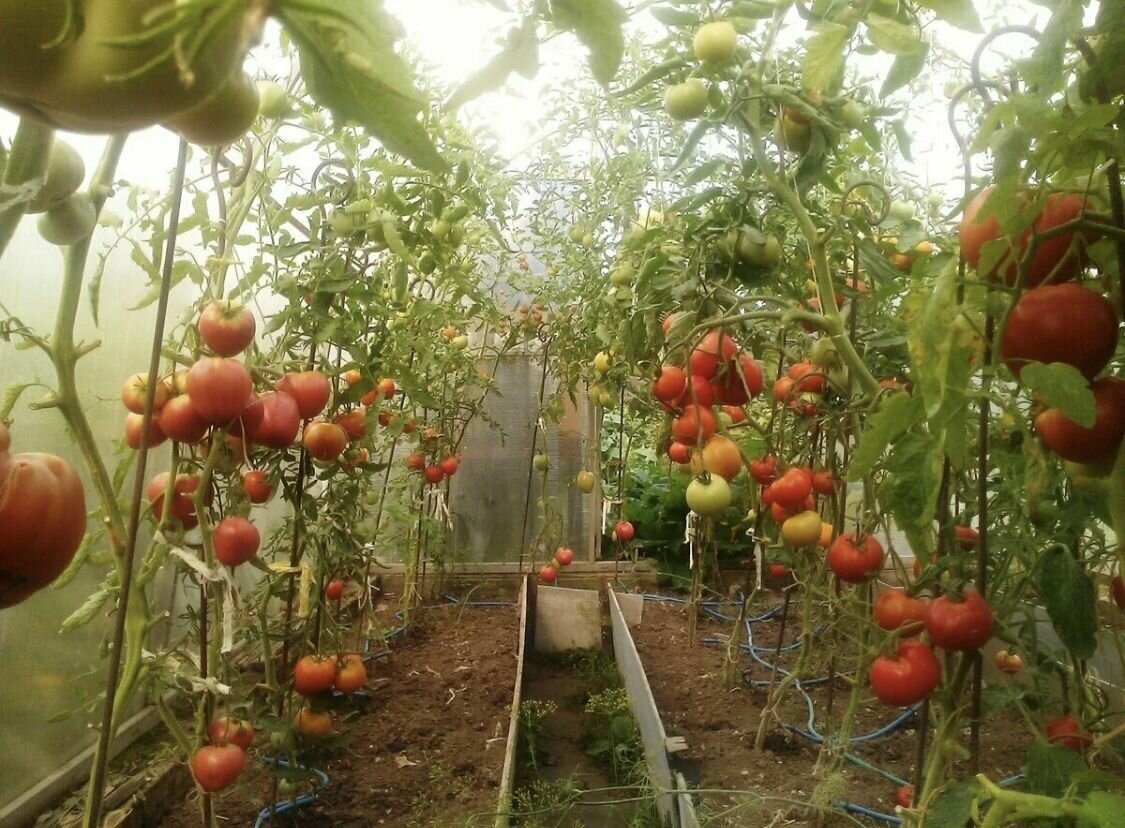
60 583 116 633
273 0 446 172
865 14 925 55
803 23 850 94
0 382 35 420
1024 739 1088 797
847 392 924 481
614 57 687 96
879 430 945 557
649 6 698 26
550 0 627 86
913 0 983 33
672 120 711 172
1078 791 1125 828
1036 544 1098 659
906 260 965 419
881 46 928 98
683 158 725 186
1020 363 1097 428
926 779 981 828
446 17 540 110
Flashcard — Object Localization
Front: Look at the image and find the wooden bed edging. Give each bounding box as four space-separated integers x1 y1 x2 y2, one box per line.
494 576 531 828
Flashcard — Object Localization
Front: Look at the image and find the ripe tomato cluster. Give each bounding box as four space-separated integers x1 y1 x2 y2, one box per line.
402 425 462 487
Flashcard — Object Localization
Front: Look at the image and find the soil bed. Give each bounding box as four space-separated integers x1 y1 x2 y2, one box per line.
629 596 1028 826
165 603 519 828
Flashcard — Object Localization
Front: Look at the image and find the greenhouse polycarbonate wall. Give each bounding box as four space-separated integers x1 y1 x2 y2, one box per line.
450 351 600 563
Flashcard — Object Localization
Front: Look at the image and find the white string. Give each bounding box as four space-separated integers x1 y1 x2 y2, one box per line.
163 540 239 654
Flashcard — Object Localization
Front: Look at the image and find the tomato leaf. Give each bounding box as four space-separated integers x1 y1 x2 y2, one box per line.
913 0 982 32
879 430 944 557
1024 739 1089 797
273 0 446 172
60 581 116 634
1019 363 1097 428
1036 544 1097 659
550 0 627 86
649 6 698 26
446 16 540 111
803 23 850 94
925 779 980 828
880 46 928 99
1078 791 1125 828
864 14 925 56
847 392 923 481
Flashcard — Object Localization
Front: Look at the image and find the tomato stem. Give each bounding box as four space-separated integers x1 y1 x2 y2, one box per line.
0 119 54 260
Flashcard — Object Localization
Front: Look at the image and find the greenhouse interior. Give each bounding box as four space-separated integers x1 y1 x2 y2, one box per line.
1 0 1124 826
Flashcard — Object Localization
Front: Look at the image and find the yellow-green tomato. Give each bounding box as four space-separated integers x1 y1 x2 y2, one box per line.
686 475 732 518
774 110 811 153
165 72 260 147
738 233 781 268
28 139 85 214
533 453 550 471
257 81 290 119
664 79 709 121
37 193 96 246
693 21 738 64
576 471 597 493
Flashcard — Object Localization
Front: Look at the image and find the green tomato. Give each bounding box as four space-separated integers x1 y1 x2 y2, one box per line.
533 453 550 471
738 233 781 268
37 193 96 246
774 111 811 153
257 81 290 119
568 225 585 244
165 72 259 147
686 475 732 518
693 21 738 64
664 79 709 121
450 334 469 350
838 100 866 131
448 224 465 248
608 263 634 286
418 252 437 274
28 139 85 214
364 490 381 506
431 219 451 240
888 199 915 221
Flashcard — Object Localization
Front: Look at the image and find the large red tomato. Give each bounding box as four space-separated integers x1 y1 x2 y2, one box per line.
186 358 253 424
190 744 245 793
303 422 348 462
924 589 993 651
999 284 1118 379
678 373 716 409
212 517 260 567
146 472 203 529
688 331 738 380
197 300 256 357
293 655 336 696
1034 376 1125 464
827 533 884 583
613 521 635 542
767 468 813 511
277 371 331 420
873 589 928 634
869 641 941 706
960 187 1093 286
157 395 210 444
0 425 87 608
713 353 764 405
652 365 688 404
749 456 778 485
672 405 717 446
245 391 301 449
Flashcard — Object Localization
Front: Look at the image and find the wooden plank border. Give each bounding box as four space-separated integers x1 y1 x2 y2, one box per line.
494 575 531 828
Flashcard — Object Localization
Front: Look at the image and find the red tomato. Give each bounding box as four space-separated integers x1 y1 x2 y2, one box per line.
827 533 885 583
190 744 245 792
405 452 426 471
924 589 994 651
678 373 716 409
652 365 688 404
613 521 635 542
377 378 396 399
439 455 460 476
869 640 941 706
994 650 1023 674
772 376 795 402
293 708 333 738
768 563 789 578
667 441 693 464
197 299 256 357
661 312 682 336
208 717 254 751
333 653 367 693
212 517 260 567
303 421 348 461
959 187 1093 285
238 471 269 504
787 361 825 394
146 472 203 529
713 353 764 405
749 456 778 485
1114 575 1125 610
873 589 928 635
124 412 168 450
767 468 813 511
1034 376 1125 464
894 786 914 808
1046 714 1092 752
811 469 836 495
688 331 738 380
342 369 362 386
539 564 558 583
276 371 331 420
0 426 88 608
325 579 344 600
999 284 1118 380
722 405 747 424
423 465 445 485
246 392 300 450
121 372 170 414
157 395 210 444
293 655 337 696
334 407 367 441
954 525 979 551
185 358 253 424
554 547 574 566
672 405 717 446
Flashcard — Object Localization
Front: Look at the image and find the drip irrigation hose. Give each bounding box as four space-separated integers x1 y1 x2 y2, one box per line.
253 758 331 828
639 592 1024 825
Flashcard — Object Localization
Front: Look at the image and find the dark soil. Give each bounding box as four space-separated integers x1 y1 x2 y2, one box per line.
164 603 519 828
630 596 1029 826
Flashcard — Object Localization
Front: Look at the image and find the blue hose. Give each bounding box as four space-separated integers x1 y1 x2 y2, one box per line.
253 758 331 828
